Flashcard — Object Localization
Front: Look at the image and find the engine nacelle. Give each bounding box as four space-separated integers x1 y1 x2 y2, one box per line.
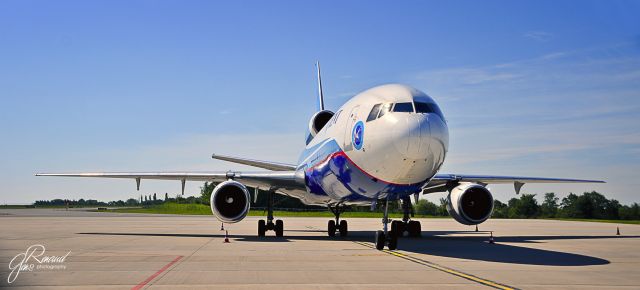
210 180 251 223
446 183 494 225
308 110 334 138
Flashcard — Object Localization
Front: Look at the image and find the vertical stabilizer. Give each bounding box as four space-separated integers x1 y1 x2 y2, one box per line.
316 61 325 111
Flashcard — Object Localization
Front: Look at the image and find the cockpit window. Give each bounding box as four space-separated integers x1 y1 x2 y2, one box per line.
414 102 445 119
366 104 382 122
378 103 392 118
393 102 414 113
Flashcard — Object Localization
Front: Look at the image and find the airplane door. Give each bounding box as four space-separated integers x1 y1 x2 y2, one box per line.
343 106 359 151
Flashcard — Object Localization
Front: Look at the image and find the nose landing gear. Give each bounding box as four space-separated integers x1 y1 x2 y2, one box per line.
375 198 398 250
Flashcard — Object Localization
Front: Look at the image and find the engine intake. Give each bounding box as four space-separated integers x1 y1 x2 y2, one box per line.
446 183 494 225
308 110 334 138
210 180 251 223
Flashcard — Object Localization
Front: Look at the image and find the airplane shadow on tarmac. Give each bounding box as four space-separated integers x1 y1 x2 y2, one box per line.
78 230 637 267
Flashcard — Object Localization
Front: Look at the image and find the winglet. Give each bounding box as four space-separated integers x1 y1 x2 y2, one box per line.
316 61 325 111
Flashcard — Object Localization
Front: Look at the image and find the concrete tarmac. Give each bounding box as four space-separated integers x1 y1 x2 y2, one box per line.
1 208 639 289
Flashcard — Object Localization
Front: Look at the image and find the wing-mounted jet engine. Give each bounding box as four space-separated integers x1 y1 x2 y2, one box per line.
210 180 251 223
446 183 494 225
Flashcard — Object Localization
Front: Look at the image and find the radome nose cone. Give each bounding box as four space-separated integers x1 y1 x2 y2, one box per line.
393 113 448 163
393 115 424 159
429 115 449 163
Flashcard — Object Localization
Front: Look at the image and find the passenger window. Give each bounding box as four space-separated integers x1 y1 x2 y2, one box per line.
378 103 392 118
393 102 414 113
366 104 382 122
414 102 445 119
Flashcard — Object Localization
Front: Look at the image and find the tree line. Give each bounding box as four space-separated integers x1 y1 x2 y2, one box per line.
414 191 640 220
33 183 640 221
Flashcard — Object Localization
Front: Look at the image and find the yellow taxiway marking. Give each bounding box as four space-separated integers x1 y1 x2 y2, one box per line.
353 241 517 290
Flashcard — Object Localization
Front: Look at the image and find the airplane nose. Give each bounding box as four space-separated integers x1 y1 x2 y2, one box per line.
393 114 448 163
388 113 449 183
392 114 428 159
428 114 449 166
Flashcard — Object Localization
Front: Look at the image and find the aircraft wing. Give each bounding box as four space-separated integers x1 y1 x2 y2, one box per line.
35 171 305 194
424 174 605 194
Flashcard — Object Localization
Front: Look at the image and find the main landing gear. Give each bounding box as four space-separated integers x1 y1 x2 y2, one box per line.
258 191 283 237
327 205 348 237
375 198 398 250
391 196 421 238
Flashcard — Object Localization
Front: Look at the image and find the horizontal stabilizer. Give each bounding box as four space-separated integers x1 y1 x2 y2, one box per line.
211 154 296 171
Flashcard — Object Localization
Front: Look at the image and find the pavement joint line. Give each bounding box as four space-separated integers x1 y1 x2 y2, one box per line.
144 233 215 287
131 255 183 290
352 241 518 290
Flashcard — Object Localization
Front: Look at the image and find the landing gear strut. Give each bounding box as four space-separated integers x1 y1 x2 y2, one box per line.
258 190 283 237
328 205 348 237
391 197 421 238
375 198 398 250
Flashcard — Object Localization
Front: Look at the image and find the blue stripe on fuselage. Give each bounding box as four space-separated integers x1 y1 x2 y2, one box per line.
299 139 427 203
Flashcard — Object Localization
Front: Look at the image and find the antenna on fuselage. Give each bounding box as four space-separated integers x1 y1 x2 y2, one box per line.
315 61 325 111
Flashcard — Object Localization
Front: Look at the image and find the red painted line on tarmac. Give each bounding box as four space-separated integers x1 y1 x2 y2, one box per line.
131 255 183 290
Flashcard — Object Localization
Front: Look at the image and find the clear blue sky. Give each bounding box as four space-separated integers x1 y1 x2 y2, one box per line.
1 0 639 204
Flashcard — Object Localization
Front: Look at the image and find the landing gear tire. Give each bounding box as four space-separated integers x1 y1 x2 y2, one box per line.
258 220 266 237
375 198 399 250
391 220 404 236
387 230 398 250
339 220 348 237
375 230 385 250
275 219 284 237
408 220 421 237
328 220 336 237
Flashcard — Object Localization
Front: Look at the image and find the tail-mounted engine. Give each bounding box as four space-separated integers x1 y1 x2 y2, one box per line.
306 110 334 144
210 180 251 223
446 183 494 225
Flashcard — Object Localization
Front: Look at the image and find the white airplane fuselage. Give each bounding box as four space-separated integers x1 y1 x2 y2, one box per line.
289 84 449 206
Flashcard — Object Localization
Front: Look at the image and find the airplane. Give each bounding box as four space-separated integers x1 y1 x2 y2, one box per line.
37 62 604 250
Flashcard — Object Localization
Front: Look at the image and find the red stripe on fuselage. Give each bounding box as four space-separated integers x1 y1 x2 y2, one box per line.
305 150 422 187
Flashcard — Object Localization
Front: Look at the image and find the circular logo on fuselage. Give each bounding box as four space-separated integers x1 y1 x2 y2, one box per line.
352 121 364 150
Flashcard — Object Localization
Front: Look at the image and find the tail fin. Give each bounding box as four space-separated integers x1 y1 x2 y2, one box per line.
315 61 325 111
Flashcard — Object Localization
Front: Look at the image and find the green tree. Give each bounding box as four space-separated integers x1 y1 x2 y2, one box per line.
619 203 640 220
492 199 508 218
200 182 216 203
415 199 438 215
560 191 620 219
559 193 579 217
540 192 559 217
125 198 139 206
438 197 449 216
508 194 540 218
